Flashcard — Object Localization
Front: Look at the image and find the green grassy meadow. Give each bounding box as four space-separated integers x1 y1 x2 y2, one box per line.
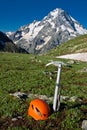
0 35 87 129
0 52 87 130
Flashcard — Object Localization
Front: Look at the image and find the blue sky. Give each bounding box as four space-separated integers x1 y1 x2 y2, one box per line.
0 0 87 32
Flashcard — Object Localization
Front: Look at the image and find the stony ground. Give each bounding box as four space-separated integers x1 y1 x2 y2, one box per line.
0 92 87 130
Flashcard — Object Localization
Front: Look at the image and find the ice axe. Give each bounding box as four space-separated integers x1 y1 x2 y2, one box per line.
46 61 62 112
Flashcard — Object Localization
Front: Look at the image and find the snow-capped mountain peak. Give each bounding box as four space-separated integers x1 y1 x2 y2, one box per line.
48 8 61 19
7 8 87 54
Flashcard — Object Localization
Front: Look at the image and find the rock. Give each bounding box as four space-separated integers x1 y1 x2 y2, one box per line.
12 118 17 121
60 96 70 102
69 96 78 102
10 92 28 100
18 116 22 119
82 120 87 130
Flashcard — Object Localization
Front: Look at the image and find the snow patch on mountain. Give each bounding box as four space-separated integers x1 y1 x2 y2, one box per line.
14 21 44 44
49 8 59 19
6 31 14 37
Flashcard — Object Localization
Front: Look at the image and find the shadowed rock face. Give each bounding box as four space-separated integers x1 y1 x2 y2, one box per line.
0 31 28 53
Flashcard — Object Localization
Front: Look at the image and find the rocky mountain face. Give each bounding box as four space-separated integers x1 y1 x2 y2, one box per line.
7 8 87 54
0 31 28 53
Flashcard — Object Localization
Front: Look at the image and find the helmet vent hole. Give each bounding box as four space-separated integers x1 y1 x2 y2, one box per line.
43 114 46 117
31 105 34 109
35 107 42 117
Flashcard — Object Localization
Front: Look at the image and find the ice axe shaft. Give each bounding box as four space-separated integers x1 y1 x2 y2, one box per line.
53 63 62 112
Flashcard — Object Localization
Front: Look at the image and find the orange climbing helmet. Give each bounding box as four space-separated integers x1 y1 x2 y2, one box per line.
28 98 51 120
